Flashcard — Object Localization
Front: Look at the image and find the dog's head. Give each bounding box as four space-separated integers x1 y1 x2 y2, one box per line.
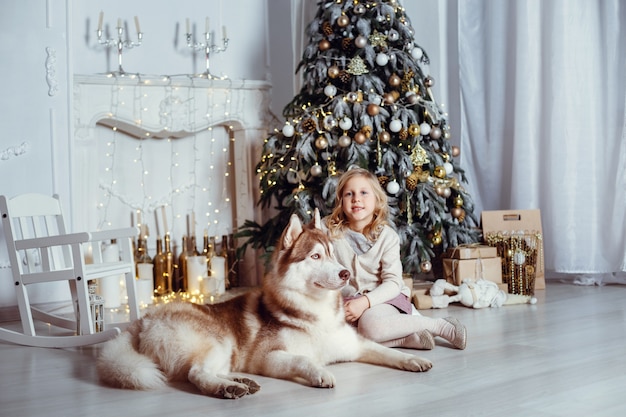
270 209 350 293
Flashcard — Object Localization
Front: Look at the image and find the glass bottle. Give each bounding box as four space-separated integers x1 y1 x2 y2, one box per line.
163 233 174 295
220 234 230 290
178 236 189 292
153 236 168 296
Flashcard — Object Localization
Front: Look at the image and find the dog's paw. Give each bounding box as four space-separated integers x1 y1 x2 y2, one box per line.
404 356 433 372
308 368 336 388
232 376 261 394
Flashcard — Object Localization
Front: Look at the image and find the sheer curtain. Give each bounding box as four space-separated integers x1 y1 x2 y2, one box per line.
457 0 626 283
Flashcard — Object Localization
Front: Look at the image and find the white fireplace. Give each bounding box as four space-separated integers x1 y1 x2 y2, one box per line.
72 74 271 285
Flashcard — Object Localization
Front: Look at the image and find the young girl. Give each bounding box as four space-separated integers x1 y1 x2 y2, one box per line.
323 167 467 350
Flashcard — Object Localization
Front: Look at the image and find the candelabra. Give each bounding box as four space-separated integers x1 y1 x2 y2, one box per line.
97 14 143 75
186 20 229 79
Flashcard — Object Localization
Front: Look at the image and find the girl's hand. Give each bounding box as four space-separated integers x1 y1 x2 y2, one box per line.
344 296 370 323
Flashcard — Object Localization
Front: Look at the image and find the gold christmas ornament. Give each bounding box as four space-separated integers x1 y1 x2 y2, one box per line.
454 195 464 207
315 136 328 149
366 103 380 116
408 124 420 136
433 166 446 178
338 134 352 147
451 207 464 219
354 35 367 48
383 92 395 104
337 15 350 27
389 74 401 87
378 130 391 143
420 260 432 273
310 164 323 177
346 56 368 75
432 234 442 246
451 145 460 157
319 39 330 51
410 142 430 166
354 131 367 144
328 65 340 78
368 30 388 48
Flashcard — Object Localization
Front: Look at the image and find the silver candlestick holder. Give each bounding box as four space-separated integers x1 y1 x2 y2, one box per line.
97 15 143 75
186 26 229 79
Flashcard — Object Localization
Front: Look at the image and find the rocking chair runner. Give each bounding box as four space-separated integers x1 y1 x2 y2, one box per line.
0 193 140 348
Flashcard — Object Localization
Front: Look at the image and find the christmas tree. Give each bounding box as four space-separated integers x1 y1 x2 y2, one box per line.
239 0 481 275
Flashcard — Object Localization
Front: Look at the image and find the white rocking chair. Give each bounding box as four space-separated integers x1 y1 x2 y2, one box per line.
0 193 140 348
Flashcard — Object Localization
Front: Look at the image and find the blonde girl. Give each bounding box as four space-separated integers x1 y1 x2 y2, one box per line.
324 167 466 350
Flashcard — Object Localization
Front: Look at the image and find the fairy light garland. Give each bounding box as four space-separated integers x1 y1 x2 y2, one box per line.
96 74 235 247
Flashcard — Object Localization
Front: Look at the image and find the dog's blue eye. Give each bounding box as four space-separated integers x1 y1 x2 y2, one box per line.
311 253 320 260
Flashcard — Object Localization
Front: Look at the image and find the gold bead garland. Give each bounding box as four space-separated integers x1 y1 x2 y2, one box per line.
484 231 542 295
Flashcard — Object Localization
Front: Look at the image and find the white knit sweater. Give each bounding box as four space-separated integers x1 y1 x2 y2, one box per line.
323 221 411 307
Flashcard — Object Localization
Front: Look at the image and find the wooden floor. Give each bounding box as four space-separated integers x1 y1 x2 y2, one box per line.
1 281 625 417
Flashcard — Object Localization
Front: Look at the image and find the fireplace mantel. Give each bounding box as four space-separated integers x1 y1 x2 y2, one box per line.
73 74 272 285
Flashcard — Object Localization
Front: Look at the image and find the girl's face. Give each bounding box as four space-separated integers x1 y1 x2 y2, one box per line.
341 175 377 233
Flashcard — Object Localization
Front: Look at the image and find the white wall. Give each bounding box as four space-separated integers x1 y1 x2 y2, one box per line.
0 0 449 307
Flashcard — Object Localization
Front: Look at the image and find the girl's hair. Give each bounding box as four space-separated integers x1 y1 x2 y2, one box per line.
326 167 389 241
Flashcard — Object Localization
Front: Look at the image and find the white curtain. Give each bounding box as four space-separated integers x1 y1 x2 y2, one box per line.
457 0 626 283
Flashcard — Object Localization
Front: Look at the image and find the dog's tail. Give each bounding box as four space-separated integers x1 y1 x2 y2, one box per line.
96 331 167 390
503 293 538 306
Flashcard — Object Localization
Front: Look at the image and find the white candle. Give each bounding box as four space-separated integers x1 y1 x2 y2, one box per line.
117 18 122 29
205 17 210 34
210 256 226 296
154 210 160 237
187 256 207 295
98 11 104 32
222 25 227 39
134 16 141 33
186 18 190 34
100 242 122 308
161 206 168 235
136 264 154 305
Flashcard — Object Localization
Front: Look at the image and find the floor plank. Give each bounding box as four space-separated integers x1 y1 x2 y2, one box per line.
1 281 625 417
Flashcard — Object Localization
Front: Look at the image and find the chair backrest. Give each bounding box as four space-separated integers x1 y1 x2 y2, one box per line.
1 194 73 277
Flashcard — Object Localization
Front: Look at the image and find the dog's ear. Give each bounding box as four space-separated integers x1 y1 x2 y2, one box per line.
312 208 321 230
283 213 303 249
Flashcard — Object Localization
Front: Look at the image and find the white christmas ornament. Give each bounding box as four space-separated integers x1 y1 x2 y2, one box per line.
324 84 337 98
444 162 454 175
386 180 400 195
282 124 295 137
375 53 389 66
389 119 402 133
339 117 353 130
419 122 431 136
411 47 423 60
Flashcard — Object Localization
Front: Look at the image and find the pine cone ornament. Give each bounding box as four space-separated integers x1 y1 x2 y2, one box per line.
302 118 316 132
377 175 389 187
322 21 333 36
339 70 351 84
360 125 372 138
406 172 419 190
399 128 409 140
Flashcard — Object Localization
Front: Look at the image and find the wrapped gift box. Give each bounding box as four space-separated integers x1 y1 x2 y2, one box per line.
445 245 497 260
442 257 503 286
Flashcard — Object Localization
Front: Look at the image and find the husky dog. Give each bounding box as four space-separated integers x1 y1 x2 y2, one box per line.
96 209 432 399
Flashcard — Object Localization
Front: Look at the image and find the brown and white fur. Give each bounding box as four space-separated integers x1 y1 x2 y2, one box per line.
96 209 432 399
